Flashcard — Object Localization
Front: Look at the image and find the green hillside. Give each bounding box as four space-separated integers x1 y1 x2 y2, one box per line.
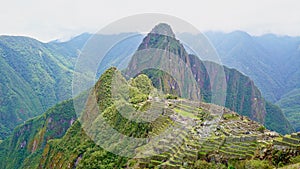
2 66 298 169
0 35 78 139
0 99 76 169
205 32 300 131
277 89 300 131
126 23 293 134
0 23 298 168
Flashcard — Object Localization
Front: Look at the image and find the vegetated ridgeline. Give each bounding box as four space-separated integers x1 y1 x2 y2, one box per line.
2 66 299 168
0 23 298 168
126 23 293 134
0 35 77 139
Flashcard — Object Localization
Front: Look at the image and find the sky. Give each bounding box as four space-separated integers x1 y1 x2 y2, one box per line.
0 0 299 42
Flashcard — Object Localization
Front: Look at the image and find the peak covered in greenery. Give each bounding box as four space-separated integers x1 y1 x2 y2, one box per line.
128 24 293 134
0 24 299 168
0 66 299 168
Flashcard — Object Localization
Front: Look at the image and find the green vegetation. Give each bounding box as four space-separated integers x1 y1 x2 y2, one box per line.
1 66 299 168
165 94 178 99
39 121 128 169
277 89 300 131
173 108 199 119
0 36 79 139
1 23 299 168
129 24 293 134
206 32 300 131
141 68 181 96
130 74 153 95
193 160 226 169
0 99 76 169
257 126 266 133
265 101 294 134
228 160 273 169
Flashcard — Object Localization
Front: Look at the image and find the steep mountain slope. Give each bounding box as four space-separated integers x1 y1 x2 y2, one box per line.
7 66 297 169
126 24 293 134
0 99 76 169
47 31 300 132
0 24 291 168
58 31 300 132
204 31 284 102
0 54 41 138
48 33 92 58
205 31 300 131
60 26 292 134
277 89 300 131
0 32 143 139
0 36 77 139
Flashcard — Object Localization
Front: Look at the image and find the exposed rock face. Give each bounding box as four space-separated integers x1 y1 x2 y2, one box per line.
0 23 296 169
127 23 269 129
150 23 176 38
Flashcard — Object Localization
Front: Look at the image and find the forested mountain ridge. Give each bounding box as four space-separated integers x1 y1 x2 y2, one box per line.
126 24 293 134
0 22 296 166
0 99 76 169
0 66 296 169
0 25 295 140
56 31 300 132
0 35 78 139
205 31 300 131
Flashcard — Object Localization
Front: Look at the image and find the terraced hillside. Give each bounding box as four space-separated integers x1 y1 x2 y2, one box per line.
1 67 300 168
132 100 277 168
126 23 293 134
274 133 300 150
46 67 278 168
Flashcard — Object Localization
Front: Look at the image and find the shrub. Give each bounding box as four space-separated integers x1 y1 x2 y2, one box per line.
165 94 178 99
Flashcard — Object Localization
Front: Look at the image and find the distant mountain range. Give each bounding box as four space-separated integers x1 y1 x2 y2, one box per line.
205 31 300 131
0 24 299 168
1 25 300 142
58 30 300 131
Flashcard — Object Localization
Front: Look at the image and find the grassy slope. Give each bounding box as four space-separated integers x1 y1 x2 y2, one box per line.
0 99 76 169
0 35 77 139
277 89 300 131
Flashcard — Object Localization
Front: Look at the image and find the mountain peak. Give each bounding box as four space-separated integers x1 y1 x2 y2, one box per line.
136 22 188 57
150 23 175 38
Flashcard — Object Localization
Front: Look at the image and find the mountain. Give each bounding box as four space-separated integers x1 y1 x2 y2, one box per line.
48 33 92 58
0 24 298 168
0 99 76 169
126 24 293 134
68 31 300 132
0 35 79 139
0 32 143 140
277 89 300 131
205 31 300 131
202 31 284 102
0 25 295 140
66 26 293 134
1 66 298 168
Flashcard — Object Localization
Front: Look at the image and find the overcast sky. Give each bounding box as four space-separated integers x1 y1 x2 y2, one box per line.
1 0 299 42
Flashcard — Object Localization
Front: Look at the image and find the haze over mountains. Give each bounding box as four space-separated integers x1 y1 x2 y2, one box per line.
205 32 300 131
1 26 300 141
58 29 300 131
67 30 300 131
0 23 300 168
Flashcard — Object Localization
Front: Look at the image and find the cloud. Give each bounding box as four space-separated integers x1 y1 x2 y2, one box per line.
0 0 299 42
